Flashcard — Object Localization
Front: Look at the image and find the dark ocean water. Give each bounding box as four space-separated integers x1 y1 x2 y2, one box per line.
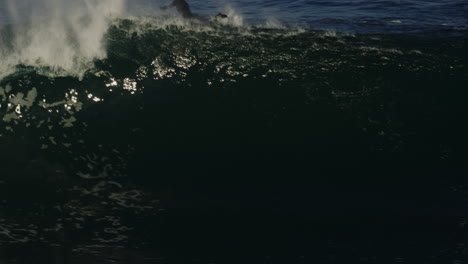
0 0 468 263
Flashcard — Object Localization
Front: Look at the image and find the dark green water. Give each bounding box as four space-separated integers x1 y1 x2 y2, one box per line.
0 19 468 263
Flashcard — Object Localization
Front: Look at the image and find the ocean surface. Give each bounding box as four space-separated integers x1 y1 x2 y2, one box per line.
0 0 467 263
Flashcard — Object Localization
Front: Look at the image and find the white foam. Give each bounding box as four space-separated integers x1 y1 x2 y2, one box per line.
223 6 244 27
264 17 286 29
0 0 126 80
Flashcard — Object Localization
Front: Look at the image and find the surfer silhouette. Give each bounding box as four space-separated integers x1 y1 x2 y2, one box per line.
161 0 228 20
161 0 193 18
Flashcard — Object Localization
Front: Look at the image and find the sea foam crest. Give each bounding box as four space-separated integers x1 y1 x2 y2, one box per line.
0 0 126 80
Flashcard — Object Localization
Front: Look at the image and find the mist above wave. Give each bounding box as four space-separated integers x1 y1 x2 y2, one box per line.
0 0 126 80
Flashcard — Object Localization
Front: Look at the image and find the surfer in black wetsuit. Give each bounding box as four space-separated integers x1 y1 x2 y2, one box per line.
161 0 228 20
161 0 193 18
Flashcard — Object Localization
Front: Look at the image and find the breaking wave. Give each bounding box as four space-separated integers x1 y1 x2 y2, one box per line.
0 2 467 256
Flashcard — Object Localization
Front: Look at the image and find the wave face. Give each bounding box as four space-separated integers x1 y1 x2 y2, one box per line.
1 16 466 192
0 6 468 263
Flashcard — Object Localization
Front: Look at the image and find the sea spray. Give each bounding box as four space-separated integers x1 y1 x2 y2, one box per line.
223 6 244 27
0 0 126 80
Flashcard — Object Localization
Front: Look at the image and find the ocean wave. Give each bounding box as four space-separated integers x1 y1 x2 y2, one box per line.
0 4 467 254
0 4 466 189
